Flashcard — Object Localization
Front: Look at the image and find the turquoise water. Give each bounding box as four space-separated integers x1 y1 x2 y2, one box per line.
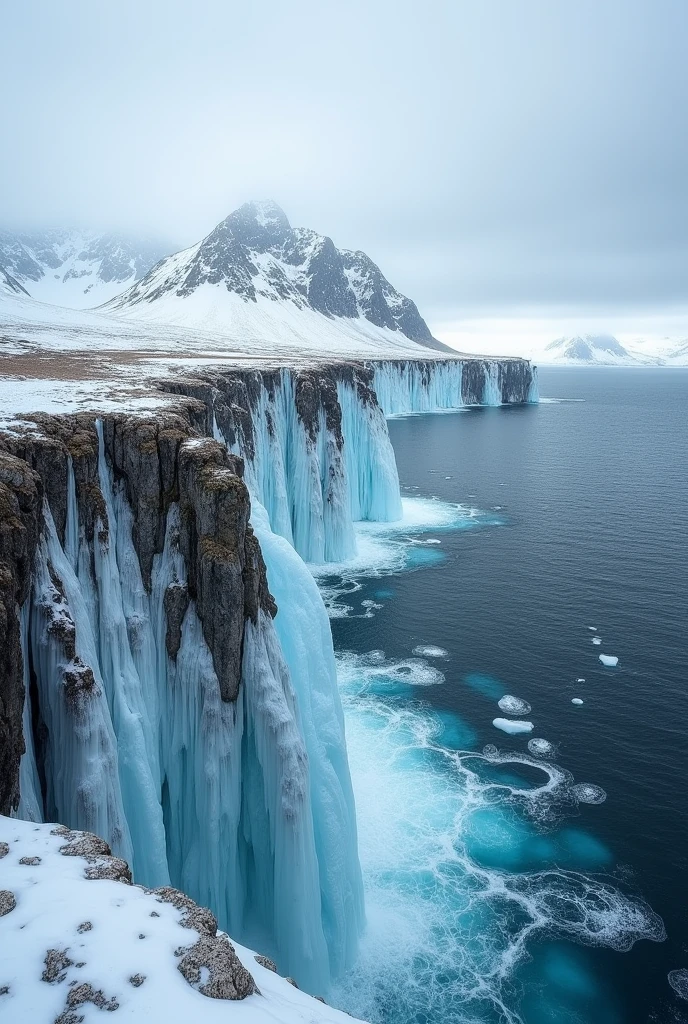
328 369 688 1024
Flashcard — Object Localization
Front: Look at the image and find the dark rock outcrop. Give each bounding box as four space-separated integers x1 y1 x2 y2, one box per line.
0 453 42 816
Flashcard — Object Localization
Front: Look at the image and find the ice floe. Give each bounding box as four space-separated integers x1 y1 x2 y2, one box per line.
492 718 534 735
599 654 619 667
592 637 602 645
571 698 584 706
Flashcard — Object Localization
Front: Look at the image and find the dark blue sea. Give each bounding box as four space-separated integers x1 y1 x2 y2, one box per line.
328 367 688 1024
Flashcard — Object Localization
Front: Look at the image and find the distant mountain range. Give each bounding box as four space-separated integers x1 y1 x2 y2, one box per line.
0 229 167 308
539 333 686 366
104 200 449 352
0 204 449 353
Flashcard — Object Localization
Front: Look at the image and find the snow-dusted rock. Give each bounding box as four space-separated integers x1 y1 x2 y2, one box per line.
0 816 366 1023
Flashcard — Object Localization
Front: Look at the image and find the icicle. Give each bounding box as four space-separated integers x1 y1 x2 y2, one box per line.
252 500 365 981
91 420 169 885
29 502 133 863
149 506 244 927
64 456 79 571
241 611 330 990
16 601 42 823
528 366 540 403
482 361 502 406
337 381 402 523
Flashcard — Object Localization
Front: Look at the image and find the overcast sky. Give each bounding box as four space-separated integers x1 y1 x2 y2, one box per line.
2 0 687 331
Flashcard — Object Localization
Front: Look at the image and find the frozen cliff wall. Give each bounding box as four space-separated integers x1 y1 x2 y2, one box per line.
160 357 536 564
0 404 362 993
370 357 539 415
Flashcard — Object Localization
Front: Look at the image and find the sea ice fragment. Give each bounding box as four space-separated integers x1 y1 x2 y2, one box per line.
492 718 534 735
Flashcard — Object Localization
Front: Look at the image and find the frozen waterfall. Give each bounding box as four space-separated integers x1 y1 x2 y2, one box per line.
14 419 364 992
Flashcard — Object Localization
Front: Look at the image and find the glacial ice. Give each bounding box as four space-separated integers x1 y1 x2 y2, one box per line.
592 637 602 645
599 654 619 667
498 695 532 716
16 420 365 992
214 369 403 566
492 718 534 735
571 698 584 705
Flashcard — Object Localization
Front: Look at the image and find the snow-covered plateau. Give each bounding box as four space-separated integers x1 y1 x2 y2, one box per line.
0 200 538 1023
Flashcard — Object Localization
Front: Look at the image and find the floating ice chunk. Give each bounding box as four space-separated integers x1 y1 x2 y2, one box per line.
444 476 452 480
498 695 532 716
599 654 618 667
412 645 449 659
528 738 556 757
592 637 602 645
571 698 584 706
576 678 586 683
668 969 688 1001
588 626 598 630
573 783 607 805
492 718 534 735
482 743 500 759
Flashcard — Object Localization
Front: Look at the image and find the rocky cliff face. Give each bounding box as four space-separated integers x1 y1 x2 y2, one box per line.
0 453 42 814
0 403 276 816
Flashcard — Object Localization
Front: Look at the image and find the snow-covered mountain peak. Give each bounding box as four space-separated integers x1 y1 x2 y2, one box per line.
0 229 167 308
104 202 450 352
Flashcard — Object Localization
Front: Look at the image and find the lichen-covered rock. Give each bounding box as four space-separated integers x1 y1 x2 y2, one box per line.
53 825 132 883
83 857 132 884
177 933 256 1000
162 580 189 659
65 981 119 1012
254 953 278 972
153 886 217 936
42 948 73 983
0 891 16 917
177 436 275 701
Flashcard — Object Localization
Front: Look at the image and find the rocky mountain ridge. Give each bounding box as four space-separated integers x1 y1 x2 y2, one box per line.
105 201 451 352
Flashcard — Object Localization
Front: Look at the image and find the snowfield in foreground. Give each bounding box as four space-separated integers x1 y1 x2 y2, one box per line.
0 816 365 1024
